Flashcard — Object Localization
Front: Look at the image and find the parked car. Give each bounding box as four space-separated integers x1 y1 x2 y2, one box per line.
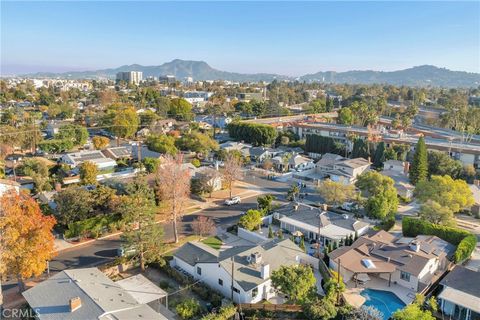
224 196 241 206
341 202 359 212
117 246 137 257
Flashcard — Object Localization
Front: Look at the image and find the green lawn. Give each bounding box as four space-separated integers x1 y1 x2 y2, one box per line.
202 236 223 250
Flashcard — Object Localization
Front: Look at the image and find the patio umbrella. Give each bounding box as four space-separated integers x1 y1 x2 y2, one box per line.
292 231 303 237
356 273 371 282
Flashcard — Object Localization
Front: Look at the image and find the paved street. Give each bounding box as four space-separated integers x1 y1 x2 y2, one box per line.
1 170 301 292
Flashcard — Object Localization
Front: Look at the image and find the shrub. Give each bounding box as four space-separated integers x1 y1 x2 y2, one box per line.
402 217 476 262
201 305 237 320
176 298 201 319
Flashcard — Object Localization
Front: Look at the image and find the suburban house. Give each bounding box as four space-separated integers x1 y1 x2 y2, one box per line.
0 178 20 196
381 160 415 199
294 155 370 184
22 268 172 320
37 190 58 210
274 203 370 247
219 141 252 158
288 155 315 171
328 230 455 292
193 166 222 191
102 146 132 160
130 143 163 161
249 147 274 163
438 265 480 320
171 238 312 304
325 157 371 184
60 150 117 170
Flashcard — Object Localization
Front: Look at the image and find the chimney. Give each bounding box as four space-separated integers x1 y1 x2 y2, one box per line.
251 252 262 265
404 162 410 175
69 297 82 312
260 264 270 280
322 204 328 211
409 240 420 253
294 204 299 211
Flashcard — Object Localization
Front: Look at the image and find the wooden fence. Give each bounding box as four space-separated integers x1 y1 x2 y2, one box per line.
238 303 302 312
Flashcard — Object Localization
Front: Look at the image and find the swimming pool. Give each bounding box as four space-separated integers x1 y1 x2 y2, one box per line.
360 288 406 320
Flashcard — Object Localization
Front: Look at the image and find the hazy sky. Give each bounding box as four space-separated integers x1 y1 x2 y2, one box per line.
1 1 479 76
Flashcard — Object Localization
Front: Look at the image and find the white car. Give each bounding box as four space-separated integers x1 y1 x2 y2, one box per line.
224 196 241 206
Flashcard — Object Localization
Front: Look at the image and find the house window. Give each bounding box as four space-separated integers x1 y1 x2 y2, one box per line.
252 287 258 297
400 271 411 282
232 287 240 294
218 279 223 286
197 267 202 275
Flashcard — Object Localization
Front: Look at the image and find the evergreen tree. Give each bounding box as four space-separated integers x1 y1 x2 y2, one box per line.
278 229 284 239
299 237 306 252
373 142 386 168
410 136 428 185
268 225 274 238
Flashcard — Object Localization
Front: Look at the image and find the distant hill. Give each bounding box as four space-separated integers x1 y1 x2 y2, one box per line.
299 65 480 87
24 60 480 87
26 59 288 82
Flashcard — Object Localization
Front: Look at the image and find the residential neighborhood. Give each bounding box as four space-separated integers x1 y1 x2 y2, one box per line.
1 2 480 320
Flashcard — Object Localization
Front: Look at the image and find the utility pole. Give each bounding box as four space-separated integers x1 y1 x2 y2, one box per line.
337 259 341 305
231 256 235 302
137 140 142 162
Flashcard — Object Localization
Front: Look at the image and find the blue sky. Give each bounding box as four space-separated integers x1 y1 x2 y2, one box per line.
1 1 479 75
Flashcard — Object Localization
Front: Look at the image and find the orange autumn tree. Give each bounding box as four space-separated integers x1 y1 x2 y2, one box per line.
0 191 56 292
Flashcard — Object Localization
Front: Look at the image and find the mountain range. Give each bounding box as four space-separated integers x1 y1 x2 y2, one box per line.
24 59 480 87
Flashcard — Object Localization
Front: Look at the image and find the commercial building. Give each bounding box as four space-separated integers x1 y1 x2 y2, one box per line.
116 71 143 85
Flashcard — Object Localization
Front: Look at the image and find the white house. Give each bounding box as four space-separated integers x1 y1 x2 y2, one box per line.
60 150 117 170
382 160 415 199
438 265 480 320
329 230 455 292
275 203 370 247
171 239 313 304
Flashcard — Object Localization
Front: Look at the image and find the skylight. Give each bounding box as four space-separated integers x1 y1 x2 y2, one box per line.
361 259 377 269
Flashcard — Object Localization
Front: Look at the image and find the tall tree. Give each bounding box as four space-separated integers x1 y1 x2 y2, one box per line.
418 200 455 226
239 209 262 231
271 264 317 304
191 216 216 237
415 175 474 214
410 136 428 185
222 152 243 199
0 191 56 292
317 179 356 206
119 180 162 271
155 154 191 243
373 142 386 168
79 161 98 185
356 171 398 220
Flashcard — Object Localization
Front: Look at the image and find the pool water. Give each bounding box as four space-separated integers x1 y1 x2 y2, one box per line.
360 288 406 320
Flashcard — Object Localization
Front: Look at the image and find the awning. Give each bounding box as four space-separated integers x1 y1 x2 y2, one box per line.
116 274 167 304
438 287 480 313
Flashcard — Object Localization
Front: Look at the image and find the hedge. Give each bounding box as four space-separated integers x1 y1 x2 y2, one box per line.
305 134 343 155
402 217 476 263
201 305 237 320
227 122 277 146
65 215 120 239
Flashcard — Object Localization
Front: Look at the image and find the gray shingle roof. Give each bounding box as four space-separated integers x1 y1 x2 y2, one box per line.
22 268 167 320
440 265 480 297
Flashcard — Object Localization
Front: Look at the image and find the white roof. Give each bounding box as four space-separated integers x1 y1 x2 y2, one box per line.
116 274 167 304
439 286 480 313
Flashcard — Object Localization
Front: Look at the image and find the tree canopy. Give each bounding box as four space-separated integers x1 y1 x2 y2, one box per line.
0 192 56 291
356 171 398 220
270 264 317 304
415 175 474 214
239 209 262 231
317 179 356 206
410 136 428 185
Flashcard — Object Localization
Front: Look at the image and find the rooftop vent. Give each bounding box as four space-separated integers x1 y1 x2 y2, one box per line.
342 214 349 220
